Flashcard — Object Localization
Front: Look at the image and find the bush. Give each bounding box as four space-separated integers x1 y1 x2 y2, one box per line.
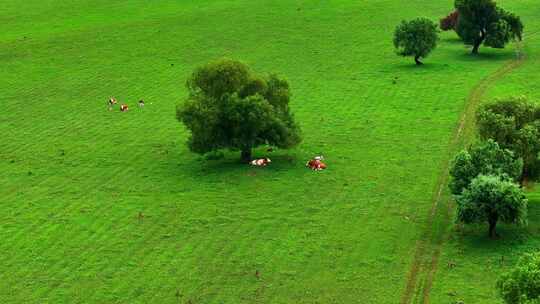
498 252 540 303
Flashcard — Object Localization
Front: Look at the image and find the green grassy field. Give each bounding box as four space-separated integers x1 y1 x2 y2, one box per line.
1 0 538 303
430 1 540 301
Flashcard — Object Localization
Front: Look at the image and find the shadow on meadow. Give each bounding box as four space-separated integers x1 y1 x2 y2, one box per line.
392 62 450 72
441 37 463 45
164 147 306 179
451 197 540 257
451 49 516 63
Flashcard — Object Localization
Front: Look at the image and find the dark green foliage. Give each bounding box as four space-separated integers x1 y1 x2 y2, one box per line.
455 0 523 54
497 252 540 304
476 97 540 178
499 9 524 41
177 58 302 162
449 139 523 195
393 18 439 65
455 174 527 238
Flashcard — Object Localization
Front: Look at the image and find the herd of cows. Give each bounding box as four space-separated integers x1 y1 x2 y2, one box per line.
250 155 328 171
107 97 145 112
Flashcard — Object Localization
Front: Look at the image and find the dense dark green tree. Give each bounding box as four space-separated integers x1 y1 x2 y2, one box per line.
456 174 527 238
476 97 540 179
455 0 523 54
177 58 301 162
393 18 439 65
449 139 523 195
498 252 540 304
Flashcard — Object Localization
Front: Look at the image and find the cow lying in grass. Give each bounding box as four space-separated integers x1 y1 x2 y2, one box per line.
120 104 129 112
108 97 117 110
306 156 327 171
250 158 271 167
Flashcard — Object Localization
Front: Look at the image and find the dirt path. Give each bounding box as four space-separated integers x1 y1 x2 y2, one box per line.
400 36 532 304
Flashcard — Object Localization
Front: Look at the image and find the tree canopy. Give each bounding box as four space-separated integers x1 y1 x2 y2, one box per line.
440 11 459 31
393 18 439 65
498 252 540 304
177 58 301 162
449 139 523 195
455 174 527 238
476 97 540 179
455 0 523 54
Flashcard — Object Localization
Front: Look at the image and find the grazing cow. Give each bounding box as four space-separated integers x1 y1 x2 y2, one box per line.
138 99 145 107
120 104 129 112
250 158 271 167
306 156 327 171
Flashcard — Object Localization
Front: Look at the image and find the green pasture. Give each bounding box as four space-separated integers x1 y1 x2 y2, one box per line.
430 1 540 301
0 0 538 303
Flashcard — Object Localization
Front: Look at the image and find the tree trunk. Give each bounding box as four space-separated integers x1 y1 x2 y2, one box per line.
488 217 498 239
241 149 252 163
472 42 481 54
472 30 486 54
414 55 423 65
521 166 530 185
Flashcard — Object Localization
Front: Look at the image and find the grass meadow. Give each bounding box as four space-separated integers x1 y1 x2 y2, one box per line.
1 0 539 303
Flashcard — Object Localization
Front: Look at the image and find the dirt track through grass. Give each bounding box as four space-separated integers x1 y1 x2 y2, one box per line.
400 33 537 304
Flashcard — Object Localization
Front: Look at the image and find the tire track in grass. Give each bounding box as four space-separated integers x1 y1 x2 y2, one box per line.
400 34 534 304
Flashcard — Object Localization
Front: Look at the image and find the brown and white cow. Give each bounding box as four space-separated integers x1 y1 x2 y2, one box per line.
250 158 271 167
306 156 327 171
120 104 129 112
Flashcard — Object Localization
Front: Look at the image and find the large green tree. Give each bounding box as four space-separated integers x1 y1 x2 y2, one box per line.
177 58 302 162
476 97 540 179
498 252 540 304
456 174 527 238
393 18 439 65
455 0 523 54
449 139 523 195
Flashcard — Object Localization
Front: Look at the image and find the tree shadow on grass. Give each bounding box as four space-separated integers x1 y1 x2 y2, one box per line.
452 200 540 255
451 49 516 63
441 36 463 45
170 149 304 180
392 62 450 73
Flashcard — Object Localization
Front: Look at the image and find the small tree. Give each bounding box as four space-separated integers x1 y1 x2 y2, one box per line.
456 174 527 238
455 0 523 54
477 97 540 179
393 18 439 65
440 11 459 31
177 58 302 162
497 252 540 304
449 139 523 195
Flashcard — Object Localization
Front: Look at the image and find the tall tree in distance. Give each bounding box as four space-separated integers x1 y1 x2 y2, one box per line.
177 58 302 162
455 0 523 54
393 18 439 65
